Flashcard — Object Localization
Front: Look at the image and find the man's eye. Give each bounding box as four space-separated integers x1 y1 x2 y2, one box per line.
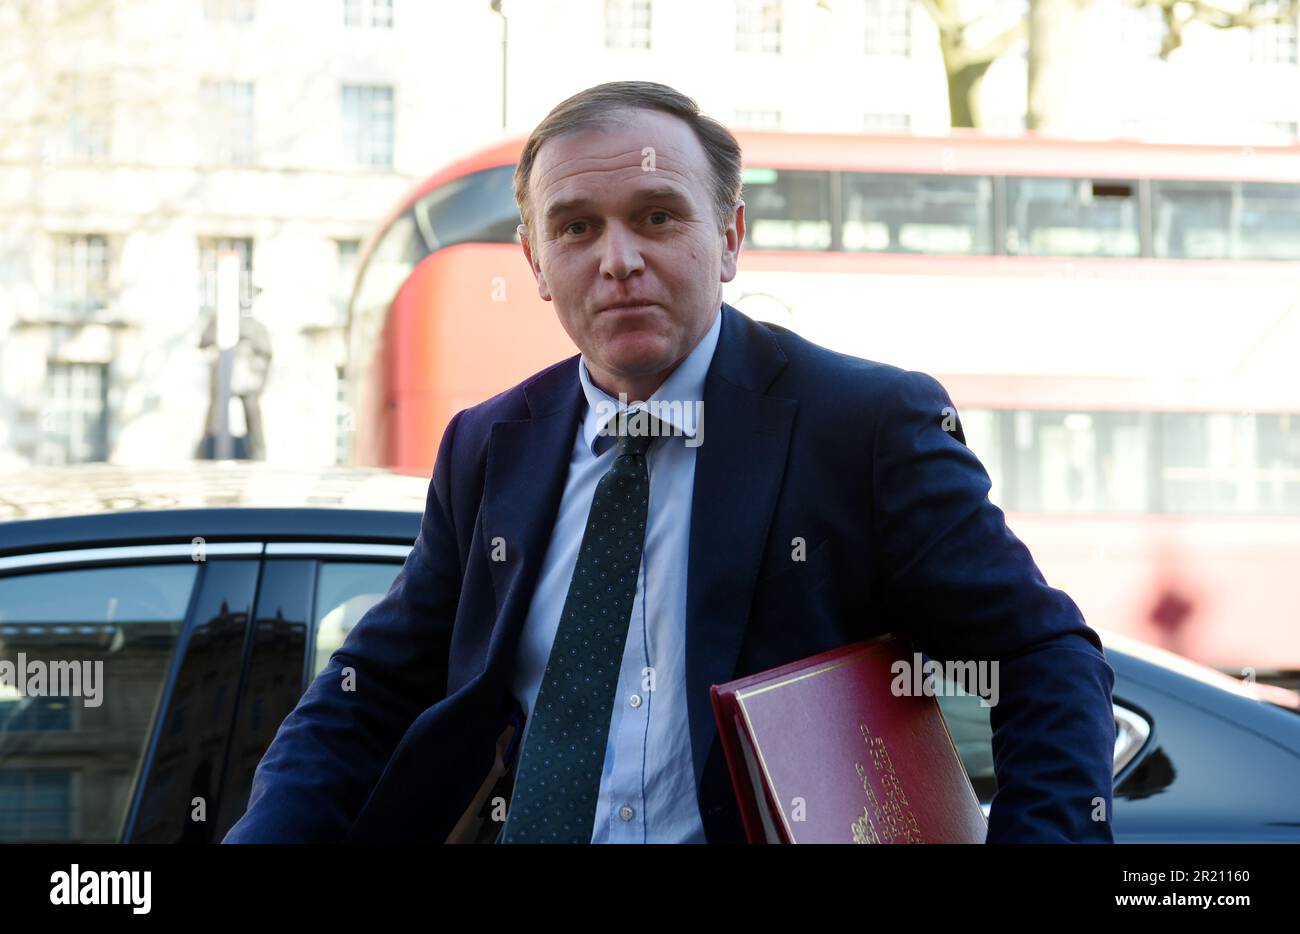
564 221 588 236
647 211 670 225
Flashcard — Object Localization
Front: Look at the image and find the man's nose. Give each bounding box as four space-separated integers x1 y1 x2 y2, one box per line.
598 222 645 279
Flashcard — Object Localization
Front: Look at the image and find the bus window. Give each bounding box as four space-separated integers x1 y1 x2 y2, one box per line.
1255 413 1300 512
412 164 519 252
1005 177 1140 257
349 210 420 396
741 168 832 250
955 407 1004 506
1160 412 1300 514
1237 183 1300 260
993 409 1153 513
841 173 993 254
1152 180 1232 259
1154 180 1300 260
968 408 1300 515
353 211 420 319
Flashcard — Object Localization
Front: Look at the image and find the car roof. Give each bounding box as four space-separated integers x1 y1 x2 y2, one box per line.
4 468 1295 713
1097 625 1300 710
0 462 430 520
0 462 427 553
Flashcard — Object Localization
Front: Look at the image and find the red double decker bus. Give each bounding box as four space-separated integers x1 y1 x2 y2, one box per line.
345 129 1300 674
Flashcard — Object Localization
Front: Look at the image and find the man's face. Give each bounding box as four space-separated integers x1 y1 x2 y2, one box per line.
519 108 744 400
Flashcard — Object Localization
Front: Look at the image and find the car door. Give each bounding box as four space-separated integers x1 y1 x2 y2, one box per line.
210 540 411 841
0 541 259 843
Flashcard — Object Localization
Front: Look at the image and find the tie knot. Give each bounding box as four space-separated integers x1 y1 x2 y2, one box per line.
614 409 657 458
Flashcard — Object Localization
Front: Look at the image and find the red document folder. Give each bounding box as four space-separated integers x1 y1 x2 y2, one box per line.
710 633 988 843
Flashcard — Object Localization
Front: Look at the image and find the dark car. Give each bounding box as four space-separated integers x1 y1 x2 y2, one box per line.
1 464 1297 843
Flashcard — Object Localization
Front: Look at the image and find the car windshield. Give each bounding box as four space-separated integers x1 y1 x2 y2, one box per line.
1097 626 1300 710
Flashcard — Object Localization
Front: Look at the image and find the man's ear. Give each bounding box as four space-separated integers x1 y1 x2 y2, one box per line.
720 200 745 284
518 223 552 302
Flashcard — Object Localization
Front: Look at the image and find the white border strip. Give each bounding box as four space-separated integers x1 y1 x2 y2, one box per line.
264 542 412 558
0 542 264 572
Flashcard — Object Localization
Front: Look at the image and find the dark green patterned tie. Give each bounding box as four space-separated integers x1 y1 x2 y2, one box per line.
499 410 656 843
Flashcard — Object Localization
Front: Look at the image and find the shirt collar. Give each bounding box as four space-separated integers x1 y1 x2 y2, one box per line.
578 304 721 457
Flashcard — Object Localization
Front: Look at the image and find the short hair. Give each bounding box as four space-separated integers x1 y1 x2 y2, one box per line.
514 81 743 236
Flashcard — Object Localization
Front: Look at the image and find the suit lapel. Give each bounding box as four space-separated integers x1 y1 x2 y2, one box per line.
481 359 583 685
685 304 796 787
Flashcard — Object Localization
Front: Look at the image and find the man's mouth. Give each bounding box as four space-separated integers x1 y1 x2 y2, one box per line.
599 302 656 313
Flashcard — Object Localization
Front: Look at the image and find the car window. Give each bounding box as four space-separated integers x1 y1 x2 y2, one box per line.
937 681 1144 806
0 563 197 842
310 562 403 680
935 684 997 802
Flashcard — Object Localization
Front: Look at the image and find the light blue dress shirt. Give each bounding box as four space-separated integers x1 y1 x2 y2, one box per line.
510 305 722 843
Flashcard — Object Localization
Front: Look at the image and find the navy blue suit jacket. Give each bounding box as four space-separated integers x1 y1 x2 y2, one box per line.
225 303 1116 844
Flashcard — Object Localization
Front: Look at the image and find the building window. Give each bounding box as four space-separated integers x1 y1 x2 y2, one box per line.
864 0 911 58
864 112 911 131
199 80 255 166
736 0 782 53
342 84 394 169
197 237 254 314
335 239 361 324
1251 0 1298 64
41 362 109 464
0 696 72 732
203 0 255 25
605 0 651 48
52 234 110 316
735 109 782 129
336 365 351 465
0 773 72 842
344 0 392 28
46 72 111 162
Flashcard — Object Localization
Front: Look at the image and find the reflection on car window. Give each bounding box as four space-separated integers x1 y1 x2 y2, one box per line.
0 563 196 842
311 562 402 680
935 684 997 802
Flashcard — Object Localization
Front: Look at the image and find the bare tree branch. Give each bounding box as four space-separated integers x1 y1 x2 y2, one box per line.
1125 0 1299 59
916 0 965 34
952 16 1030 69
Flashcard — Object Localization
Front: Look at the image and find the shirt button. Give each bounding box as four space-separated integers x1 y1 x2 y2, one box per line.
629 694 642 708
619 805 634 821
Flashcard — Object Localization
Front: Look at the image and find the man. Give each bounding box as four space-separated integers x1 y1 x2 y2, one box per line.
224 81 1116 844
